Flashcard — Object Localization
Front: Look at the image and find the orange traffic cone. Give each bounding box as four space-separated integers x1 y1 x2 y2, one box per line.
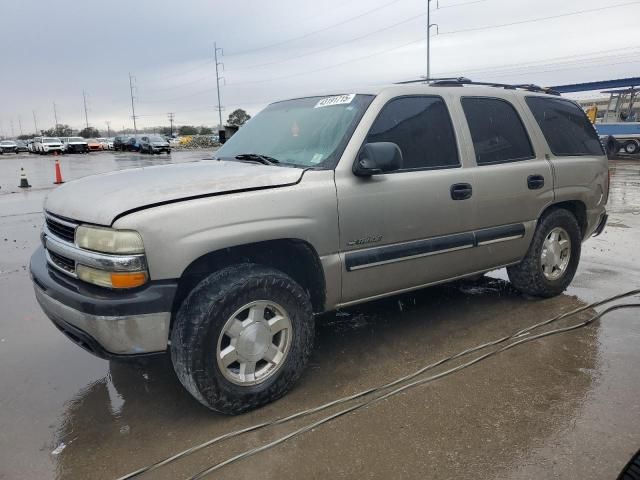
54 158 64 185
19 168 31 188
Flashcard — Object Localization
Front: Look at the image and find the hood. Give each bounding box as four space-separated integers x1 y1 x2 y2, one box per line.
45 160 304 225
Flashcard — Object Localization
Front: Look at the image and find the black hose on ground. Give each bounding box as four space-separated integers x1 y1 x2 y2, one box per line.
116 289 640 480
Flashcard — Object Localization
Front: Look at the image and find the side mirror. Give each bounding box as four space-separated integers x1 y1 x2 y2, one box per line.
353 142 403 177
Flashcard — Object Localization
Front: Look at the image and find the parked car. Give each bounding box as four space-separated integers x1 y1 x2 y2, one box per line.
61 137 89 153
86 138 103 151
96 138 110 150
139 135 171 154
34 137 64 154
105 137 115 150
28 138 38 153
0 140 19 154
30 82 609 414
125 136 142 152
113 135 130 151
15 140 29 152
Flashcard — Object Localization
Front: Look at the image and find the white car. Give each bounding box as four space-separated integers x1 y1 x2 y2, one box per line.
96 137 111 150
61 137 88 153
34 137 64 154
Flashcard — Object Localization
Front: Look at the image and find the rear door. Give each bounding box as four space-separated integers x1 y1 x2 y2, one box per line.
456 95 554 270
335 94 477 304
523 96 608 235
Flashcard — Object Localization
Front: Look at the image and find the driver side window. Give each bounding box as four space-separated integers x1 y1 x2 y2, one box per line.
366 96 460 171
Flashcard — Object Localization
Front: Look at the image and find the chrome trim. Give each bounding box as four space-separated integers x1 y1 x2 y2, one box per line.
44 231 147 272
477 234 524 246
45 249 78 278
34 285 170 355
347 244 474 271
44 211 79 230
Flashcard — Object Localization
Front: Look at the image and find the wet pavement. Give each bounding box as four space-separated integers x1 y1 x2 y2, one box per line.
1 153 639 480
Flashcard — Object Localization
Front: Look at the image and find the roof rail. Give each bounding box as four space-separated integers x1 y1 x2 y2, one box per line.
395 77 560 95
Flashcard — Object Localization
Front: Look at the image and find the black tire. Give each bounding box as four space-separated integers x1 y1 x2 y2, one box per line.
624 140 639 155
507 208 581 298
170 264 314 414
618 449 640 480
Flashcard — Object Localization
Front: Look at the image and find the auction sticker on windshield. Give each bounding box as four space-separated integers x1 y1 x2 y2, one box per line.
314 94 356 108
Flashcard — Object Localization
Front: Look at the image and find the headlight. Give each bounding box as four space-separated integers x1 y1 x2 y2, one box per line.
75 226 144 254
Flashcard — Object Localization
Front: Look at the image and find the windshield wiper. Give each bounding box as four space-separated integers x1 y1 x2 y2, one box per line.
234 153 280 165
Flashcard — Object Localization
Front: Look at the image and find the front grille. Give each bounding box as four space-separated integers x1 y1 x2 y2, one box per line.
49 250 76 274
45 216 76 243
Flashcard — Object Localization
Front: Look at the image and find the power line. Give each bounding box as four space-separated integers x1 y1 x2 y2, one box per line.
226 0 407 56
438 0 640 36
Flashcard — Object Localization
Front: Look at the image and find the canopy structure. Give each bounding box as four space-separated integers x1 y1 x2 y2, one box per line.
550 77 640 93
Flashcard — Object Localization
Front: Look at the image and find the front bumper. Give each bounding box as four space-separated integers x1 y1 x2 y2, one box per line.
30 246 177 358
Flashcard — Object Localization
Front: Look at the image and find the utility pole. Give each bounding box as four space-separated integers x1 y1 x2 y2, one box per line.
168 112 175 136
53 102 59 127
105 121 111 137
82 90 89 129
129 73 138 135
214 42 224 130
18 116 23 136
32 110 39 135
426 0 439 80
10 119 15 138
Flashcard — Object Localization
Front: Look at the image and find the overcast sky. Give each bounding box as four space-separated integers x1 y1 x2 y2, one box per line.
1 0 639 135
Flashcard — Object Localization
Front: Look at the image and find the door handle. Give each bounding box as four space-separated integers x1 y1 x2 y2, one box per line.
527 174 545 190
450 183 473 200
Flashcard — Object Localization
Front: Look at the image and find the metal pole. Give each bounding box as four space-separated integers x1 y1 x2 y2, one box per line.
105 121 111 137
427 0 430 80
18 116 23 136
168 112 175 136
214 42 223 130
10 119 15 138
32 110 39 135
82 90 89 129
53 102 59 127
129 73 138 135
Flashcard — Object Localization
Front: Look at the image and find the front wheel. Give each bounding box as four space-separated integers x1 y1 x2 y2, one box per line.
507 209 581 298
170 264 314 414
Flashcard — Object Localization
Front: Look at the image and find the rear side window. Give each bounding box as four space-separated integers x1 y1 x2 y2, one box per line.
525 97 604 156
366 96 459 170
461 97 534 165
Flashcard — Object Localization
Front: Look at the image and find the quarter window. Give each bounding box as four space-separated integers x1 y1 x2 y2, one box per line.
461 97 534 165
525 97 604 156
366 96 459 170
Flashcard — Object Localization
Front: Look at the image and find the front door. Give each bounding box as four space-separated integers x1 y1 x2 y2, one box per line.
335 95 477 304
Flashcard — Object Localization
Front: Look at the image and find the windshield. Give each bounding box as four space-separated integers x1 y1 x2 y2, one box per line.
1 141 15 145
69 137 84 142
150 136 165 142
43 137 60 143
215 94 374 168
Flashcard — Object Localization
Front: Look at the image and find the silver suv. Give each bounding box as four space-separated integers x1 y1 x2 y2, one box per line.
30 81 609 414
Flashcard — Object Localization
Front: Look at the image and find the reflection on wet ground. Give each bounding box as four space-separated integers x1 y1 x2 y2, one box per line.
0 156 639 479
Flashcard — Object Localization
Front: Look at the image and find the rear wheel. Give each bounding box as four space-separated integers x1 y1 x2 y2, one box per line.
507 209 581 297
624 140 639 155
170 264 314 414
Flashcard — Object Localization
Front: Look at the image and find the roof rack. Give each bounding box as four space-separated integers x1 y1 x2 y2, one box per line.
395 77 560 96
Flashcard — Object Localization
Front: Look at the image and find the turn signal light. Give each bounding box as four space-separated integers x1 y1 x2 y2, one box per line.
110 272 148 289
